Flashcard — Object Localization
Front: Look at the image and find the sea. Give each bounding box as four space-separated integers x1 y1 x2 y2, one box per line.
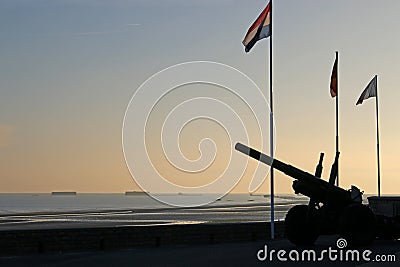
0 193 310 230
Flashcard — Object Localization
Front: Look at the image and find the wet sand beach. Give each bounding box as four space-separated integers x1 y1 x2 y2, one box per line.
0 194 309 230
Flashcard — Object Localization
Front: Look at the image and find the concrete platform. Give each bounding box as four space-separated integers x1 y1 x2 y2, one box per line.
0 236 398 267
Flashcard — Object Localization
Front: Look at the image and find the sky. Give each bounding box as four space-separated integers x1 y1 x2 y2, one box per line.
1 0 400 194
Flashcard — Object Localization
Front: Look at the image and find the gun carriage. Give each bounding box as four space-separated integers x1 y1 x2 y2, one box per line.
235 143 377 246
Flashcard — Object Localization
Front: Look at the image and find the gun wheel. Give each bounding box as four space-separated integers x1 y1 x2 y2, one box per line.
284 205 319 246
338 203 377 246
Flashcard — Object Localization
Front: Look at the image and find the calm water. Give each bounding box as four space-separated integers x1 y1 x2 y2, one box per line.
0 193 309 230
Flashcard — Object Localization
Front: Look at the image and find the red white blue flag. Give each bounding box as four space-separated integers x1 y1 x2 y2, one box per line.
243 2 271 53
330 57 338 97
356 76 377 105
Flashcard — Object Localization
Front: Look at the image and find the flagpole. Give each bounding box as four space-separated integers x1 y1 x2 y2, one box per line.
269 0 275 240
335 51 339 186
375 75 381 197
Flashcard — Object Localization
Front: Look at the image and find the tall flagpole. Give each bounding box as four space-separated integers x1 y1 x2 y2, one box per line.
269 0 275 240
335 51 339 186
375 75 381 197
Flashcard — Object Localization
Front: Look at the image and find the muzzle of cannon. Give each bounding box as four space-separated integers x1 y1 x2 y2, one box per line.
235 143 376 246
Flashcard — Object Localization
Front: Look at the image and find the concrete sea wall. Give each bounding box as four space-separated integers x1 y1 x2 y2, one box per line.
0 222 285 256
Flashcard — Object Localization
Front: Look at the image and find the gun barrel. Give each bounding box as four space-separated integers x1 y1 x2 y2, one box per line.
235 143 273 166
235 143 351 205
235 142 315 182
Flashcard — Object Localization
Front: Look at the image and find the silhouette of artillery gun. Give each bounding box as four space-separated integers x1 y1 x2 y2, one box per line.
235 143 377 246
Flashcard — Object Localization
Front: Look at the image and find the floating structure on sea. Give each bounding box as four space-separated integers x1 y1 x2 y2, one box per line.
51 191 77 196
125 191 148 196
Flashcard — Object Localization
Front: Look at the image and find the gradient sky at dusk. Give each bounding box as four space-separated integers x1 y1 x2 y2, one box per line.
1 0 400 194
